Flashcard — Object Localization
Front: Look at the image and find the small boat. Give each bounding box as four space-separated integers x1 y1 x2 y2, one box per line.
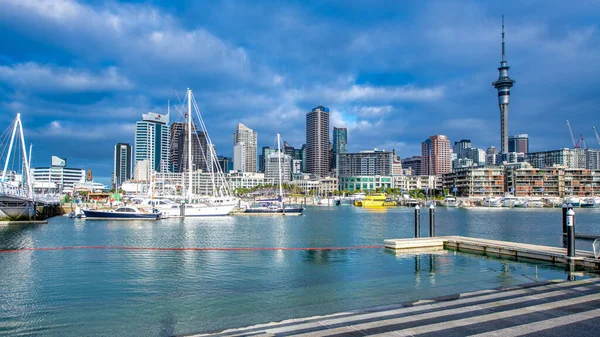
565 196 581 207
525 198 544 208
501 195 519 207
482 196 502 207
512 198 527 208
581 198 596 208
442 195 458 207
406 198 419 207
82 206 164 220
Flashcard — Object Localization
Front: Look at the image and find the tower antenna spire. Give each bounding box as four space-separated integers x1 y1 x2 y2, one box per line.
501 15 505 62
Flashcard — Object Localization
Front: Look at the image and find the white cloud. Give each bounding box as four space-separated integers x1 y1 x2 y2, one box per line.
33 120 134 141
349 105 394 117
322 84 446 103
0 63 132 93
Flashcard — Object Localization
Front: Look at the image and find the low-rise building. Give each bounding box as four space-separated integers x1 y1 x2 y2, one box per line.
442 167 505 197
393 175 442 193
338 175 392 192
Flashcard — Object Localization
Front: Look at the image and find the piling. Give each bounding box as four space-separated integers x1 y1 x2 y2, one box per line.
414 205 421 238
567 208 575 258
429 204 435 237
561 204 567 234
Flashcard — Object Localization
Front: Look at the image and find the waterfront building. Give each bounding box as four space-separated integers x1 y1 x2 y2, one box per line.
233 123 257 172
505 165 600 197
332 127 348 169
392 155 403 176
337 149 394 177
492 16 515 155
134 112 170 173
442 167 505 197
227 171 268 191
338 175 391 192
264 152 292 185
133 160 150 182
452 157 475 170
401 156 422 176
421 135 451 176
508 134 529 154
291 176 338 195
393 175 442 193
177 126 210 173
306 106 330 177
31 156 85 194
453 139 472 159
113 143 131 187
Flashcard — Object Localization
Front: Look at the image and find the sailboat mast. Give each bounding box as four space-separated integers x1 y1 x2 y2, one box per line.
187 88 193 199
277 133 283 200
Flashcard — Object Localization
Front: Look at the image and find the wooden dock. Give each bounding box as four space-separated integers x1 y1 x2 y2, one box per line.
0 220 48 226
384 236 600 270
193 278 600 336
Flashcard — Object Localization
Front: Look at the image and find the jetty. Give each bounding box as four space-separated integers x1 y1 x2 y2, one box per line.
194 278 600 336
384 236 600 270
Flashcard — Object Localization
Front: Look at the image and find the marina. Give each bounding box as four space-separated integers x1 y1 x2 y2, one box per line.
1 206 599 336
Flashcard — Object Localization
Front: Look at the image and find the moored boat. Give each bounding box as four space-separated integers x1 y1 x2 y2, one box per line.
482 196 502 207
442 195 458 207
525 197 544 208
83 206 163 220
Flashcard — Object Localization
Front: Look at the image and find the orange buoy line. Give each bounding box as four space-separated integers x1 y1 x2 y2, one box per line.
0 245 384 253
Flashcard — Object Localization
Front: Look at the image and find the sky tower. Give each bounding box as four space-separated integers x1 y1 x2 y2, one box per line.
492 15 515 155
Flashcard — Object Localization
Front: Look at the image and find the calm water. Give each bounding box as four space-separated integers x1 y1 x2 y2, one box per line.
1 206 599 336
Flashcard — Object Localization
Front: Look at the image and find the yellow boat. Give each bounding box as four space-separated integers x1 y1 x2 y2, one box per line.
360 193 387 207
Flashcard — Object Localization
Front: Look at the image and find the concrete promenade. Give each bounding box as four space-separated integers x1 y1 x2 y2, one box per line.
193 278 600 336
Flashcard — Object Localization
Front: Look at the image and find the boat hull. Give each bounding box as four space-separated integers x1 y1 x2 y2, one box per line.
82 209 159 220
245 207 303 214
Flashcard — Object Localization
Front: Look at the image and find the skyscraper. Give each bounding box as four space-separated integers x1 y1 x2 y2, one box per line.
134 112 170 173
259 146 278 173
421 135 451 176
492 16 515 155
177 128 209 172
452 139 471 159
306 106 330 177
113 143 131 186
333 127 348 169
169 122 191 172
233 123 257 172
508 134 529 154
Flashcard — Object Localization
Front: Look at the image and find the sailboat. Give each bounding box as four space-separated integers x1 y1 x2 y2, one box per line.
245 134 303 214
148 89 237 217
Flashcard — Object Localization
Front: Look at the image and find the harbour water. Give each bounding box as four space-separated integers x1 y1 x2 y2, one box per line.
1 206 599 336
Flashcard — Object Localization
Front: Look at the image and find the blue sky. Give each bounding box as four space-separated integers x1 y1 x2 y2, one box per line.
1 0 600 183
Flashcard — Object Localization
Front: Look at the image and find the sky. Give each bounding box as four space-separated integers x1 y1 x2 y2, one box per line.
1 0 600 184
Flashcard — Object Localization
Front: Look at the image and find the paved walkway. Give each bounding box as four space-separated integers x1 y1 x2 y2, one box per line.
193 278 600 337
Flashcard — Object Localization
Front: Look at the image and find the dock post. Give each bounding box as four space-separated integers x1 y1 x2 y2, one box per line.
429 204 435 237
561 204 567 234
414 205 421 238
566 208 575 257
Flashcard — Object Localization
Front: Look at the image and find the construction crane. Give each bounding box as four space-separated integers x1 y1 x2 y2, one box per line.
580 134 587 149
593 126 600 146
566 120 579 148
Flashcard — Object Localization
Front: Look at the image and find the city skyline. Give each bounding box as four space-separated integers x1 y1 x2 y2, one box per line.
1 1 600 183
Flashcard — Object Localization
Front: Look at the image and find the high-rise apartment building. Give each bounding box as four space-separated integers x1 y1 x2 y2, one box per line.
233 123 257 172
452 139 472 159
401 156 422 176
134 112 170 173
421 135 451 175
178 128 209 173
264 152 292 185
113 143 131 186
508 134 529 153
332 127 348 169
259 146 278 173
169 122 191 172
306 106 330 177
337 149 394 177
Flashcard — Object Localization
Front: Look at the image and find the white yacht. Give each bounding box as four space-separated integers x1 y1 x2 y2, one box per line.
482 196 502 207
442 195 458 207
565 196 581 207
501 195 520 207
512 198 528 208
525 197 544 208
